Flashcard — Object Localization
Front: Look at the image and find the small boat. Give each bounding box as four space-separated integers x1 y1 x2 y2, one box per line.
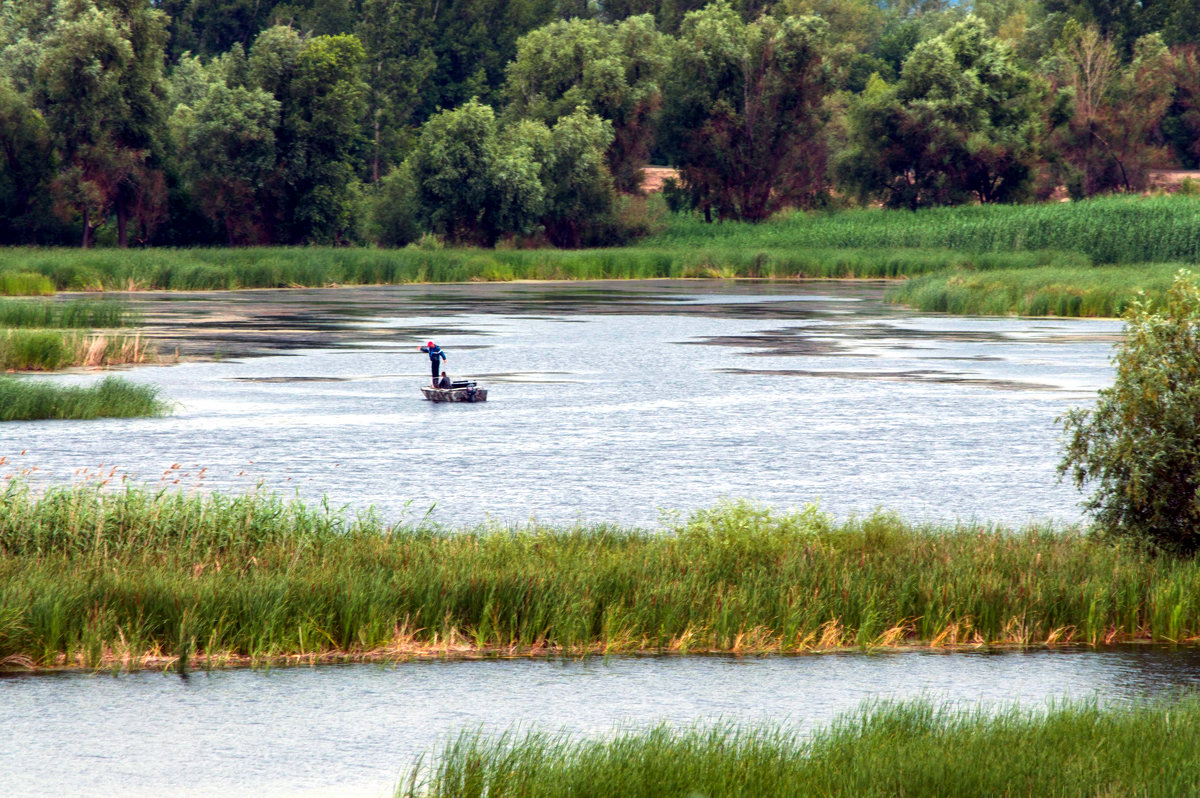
420 380 487 403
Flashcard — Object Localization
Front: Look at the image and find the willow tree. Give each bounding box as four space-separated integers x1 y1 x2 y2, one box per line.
658 2 833 222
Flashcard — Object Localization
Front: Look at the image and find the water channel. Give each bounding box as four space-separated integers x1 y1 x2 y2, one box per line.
6 280 1185 797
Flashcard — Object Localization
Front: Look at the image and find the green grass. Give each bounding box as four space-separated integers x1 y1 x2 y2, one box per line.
0 299 130 328
0 271 54 296
0 246 1091 291
403 698 1200 798
0 376 168 421
887 264 1187 317
4 489 1200 669
646 195 1200 265
0 329 153 370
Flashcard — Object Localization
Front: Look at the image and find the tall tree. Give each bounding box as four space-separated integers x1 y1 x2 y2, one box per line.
34 0 169 247
168 53 280 244
659 1 833 222
1044 24 1174 196
837 16 1041 209
504 14 667 193
0 76 58 244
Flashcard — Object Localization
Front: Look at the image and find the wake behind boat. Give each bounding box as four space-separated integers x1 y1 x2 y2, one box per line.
421 380 487 402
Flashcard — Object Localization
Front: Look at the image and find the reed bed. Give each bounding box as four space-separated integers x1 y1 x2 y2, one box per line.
403 698 1200 798
0 271 54 296
0 329 154 370
0 247 1094 291
887 264 1185 317
3 487 1200 670
649 195 1200 265
0 376 167 421
0 299 130 328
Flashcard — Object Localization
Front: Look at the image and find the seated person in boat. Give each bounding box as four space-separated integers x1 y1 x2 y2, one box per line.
437 371 453 389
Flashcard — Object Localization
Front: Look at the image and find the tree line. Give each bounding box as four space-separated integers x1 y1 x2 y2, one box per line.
1 0 1199 247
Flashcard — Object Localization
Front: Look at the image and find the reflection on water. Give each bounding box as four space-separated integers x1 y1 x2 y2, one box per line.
3 649 1200 798
0 280 1119 528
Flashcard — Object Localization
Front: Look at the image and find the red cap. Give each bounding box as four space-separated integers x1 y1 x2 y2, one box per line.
427 341 434 347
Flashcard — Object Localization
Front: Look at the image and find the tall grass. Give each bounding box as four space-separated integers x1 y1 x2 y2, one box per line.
888 264 1186 317
0 246 1089 291
0 376 167 421
404 698 1200 798
0 271 54 296
647 195 1200 265
4 489 1200 669
0 299 130 328
0 329 153 370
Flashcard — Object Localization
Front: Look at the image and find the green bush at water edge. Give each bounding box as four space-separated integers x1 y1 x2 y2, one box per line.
403 698 1200 798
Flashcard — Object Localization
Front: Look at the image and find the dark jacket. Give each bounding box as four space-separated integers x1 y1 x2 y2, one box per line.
437 374 452 388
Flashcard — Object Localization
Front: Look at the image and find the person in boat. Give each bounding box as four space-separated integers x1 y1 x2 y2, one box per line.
420 341 446 385
437 371 452 389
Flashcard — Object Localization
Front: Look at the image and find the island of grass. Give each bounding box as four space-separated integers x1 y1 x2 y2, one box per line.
0 375 168 421
404 698 1200 798
3 484 1200 671
4 195 1200 317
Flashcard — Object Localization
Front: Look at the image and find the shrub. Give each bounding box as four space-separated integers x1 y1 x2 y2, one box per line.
1060 269 1200 553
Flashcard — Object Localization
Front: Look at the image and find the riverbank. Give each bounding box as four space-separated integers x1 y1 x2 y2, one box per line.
404 697 1200 798
3 484 1198 672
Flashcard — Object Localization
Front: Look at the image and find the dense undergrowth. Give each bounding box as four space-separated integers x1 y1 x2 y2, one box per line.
403 698 1200 798
0 376 168 420
2 486 1199 670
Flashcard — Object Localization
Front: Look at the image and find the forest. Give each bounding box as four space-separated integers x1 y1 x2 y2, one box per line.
1 0 1198 248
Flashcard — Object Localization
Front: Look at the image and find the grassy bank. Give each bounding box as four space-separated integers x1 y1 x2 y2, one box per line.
887 264 1186 317
0 328 154 370
0 376 168 421
648 195 1200 265
404 698 1200 798
3 486 1200 670
0 245 1092 292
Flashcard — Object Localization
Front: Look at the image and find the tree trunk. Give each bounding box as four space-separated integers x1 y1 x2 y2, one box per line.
117 200 129 248
82 207 92 249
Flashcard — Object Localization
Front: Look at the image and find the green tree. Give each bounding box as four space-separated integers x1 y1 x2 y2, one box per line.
1044 24 1174 197
405 99 543 246
504 14 667 192
1061 271 1200 555
659 2 833 222
168 55 280 244
0 76 59 243
837 16 1040 209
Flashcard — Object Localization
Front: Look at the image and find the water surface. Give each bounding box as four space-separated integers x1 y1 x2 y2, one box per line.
0 280 1120 527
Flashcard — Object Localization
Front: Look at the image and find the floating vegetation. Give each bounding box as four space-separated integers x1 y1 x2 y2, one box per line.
0 376 168 421
402 698 1200 798
2 491 1200 670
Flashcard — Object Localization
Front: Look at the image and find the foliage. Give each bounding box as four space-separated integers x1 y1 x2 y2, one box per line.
1061 270 1200 553
1044 24 1174 197
659 2 833 221
504 15 668 192
403 100 545 246
838 16 1041 208
405 699 1200 798
0 375 166 420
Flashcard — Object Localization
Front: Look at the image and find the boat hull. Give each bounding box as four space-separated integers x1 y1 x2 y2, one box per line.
420 385 488 403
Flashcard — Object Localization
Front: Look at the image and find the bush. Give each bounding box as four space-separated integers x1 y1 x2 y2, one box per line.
1060 269 1200 553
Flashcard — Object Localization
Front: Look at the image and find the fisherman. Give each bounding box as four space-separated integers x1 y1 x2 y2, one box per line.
437 370 452 389
420 341 446 385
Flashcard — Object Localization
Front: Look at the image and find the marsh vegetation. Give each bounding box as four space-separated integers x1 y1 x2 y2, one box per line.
4 486 1200 670
402 698 1200 798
